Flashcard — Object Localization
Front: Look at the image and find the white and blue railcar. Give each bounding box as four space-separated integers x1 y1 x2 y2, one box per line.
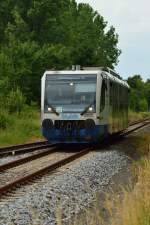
41 67 129 143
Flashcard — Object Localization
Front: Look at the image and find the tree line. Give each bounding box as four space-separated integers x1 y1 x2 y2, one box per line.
0 0 149 113
0 0 120 104
127 75 150 112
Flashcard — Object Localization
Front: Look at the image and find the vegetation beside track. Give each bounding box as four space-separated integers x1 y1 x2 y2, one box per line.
110 134 150 225
129 110 150 124
0 106 149 148
72 131 150 225
0 106 43 147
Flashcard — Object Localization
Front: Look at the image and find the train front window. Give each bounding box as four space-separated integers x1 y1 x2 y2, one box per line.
45 74 97 113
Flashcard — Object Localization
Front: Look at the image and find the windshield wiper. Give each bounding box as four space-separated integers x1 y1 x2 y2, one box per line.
80 101 95 116
48 104 60 116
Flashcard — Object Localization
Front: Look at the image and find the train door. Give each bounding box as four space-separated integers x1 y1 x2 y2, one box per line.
108 79 113 134
99 74 109 124
112 81 119 133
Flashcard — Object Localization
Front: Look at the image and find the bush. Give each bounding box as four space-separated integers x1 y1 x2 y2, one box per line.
141 112 150 118
6 88 26 114
0 111 10 129
0 107 42 147
139 98 148 112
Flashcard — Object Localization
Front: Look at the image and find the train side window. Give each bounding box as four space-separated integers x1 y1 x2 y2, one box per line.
100 80 106 112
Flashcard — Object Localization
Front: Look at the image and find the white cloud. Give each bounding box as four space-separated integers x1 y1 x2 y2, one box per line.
76 0 150 79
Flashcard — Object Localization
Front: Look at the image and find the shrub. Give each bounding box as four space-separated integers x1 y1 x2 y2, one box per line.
139 98 148 112
0 111 9 129
6 88 26 114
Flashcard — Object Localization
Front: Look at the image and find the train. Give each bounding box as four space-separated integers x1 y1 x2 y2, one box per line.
41 67 129 143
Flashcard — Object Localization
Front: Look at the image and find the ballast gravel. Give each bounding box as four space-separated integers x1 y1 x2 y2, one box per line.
0 149 129 225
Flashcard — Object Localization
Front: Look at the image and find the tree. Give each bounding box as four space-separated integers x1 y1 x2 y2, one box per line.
0 0 121 104
127 75 149 112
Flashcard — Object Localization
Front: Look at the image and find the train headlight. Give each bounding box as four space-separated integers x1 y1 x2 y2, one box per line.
48 107 52 112
88 107 93 112
85 119 95 129
70 82 74 86
42 119 53 130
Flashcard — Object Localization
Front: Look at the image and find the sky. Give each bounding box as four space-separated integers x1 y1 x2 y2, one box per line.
76 0 150 81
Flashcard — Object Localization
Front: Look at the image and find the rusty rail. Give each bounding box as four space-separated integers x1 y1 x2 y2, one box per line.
129 117 150 126
0 145 57 172
0 148 90 196
0 142 54 157
0 140 48 151
122 119 150 136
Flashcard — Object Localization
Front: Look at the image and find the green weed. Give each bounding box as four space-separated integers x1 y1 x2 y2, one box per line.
0 107 43 147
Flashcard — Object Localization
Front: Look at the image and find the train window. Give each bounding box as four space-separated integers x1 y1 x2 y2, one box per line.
100 80 106 112
45 74 97 113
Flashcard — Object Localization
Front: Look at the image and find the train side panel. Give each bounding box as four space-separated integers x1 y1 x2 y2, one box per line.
108 77 129 134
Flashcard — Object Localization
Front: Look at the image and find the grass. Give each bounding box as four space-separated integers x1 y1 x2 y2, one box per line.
111 161 150 225
128 110 150 124
110 134 150 225
72 133 150 225
0 106 43 147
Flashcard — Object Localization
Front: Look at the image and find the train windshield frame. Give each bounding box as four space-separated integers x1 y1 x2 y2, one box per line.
45 74 97 113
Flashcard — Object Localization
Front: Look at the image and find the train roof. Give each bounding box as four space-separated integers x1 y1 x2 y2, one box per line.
44 67 129 89
103 71 129 88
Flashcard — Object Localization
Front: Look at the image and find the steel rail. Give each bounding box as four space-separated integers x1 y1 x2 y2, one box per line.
0 148 90 196
129 117 150 126
0 140 48 153
121 119 150 136
0 142 54 157
0 145 57 172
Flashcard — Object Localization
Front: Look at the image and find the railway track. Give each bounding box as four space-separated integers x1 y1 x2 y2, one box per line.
0 147 90 197
129 117 150 126
0 141 52 157
122 118 150 136
0 145 58 171
0 118 149 198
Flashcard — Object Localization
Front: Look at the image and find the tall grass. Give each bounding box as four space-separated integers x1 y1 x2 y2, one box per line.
111 157 150 225
0 106 43 147
72 134 150 225
128 110 150 124
110 134 150 225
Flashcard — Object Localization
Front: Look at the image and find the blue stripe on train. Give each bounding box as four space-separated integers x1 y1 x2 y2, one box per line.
42 125 109 143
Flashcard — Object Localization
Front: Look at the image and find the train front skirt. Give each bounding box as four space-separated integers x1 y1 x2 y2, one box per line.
42 125 108 143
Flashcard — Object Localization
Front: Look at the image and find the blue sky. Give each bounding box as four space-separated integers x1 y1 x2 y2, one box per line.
76 0 150 81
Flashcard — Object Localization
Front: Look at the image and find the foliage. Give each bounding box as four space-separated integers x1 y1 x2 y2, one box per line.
0 87 26 114
128 110 150 124
127 75 150 112
6 88 26 114
0 107 42 147
70 134 150 225
0 0 120 103
0 0 149 113
0 110 10 129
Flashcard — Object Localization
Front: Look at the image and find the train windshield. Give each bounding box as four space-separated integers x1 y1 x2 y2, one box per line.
45 74 97 113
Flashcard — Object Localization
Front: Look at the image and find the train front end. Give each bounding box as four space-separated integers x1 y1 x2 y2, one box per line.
41 70 101 143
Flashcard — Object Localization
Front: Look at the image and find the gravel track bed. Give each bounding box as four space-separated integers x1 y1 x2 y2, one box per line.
0 152 73 187
0 149 129 225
